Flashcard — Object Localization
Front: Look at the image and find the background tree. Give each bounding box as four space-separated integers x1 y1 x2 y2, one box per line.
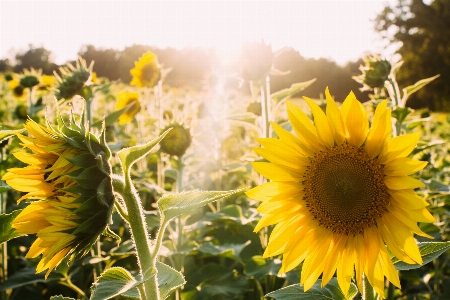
13 45 58 74
79 45 121 80
375 0 450 111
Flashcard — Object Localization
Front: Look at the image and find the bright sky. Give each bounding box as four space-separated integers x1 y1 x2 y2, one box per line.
0 0 396 66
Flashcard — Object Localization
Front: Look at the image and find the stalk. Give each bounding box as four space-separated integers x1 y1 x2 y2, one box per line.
113 176 159 299
362 274 376 300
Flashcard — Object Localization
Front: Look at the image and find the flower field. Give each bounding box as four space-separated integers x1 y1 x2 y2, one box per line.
0 47 449 300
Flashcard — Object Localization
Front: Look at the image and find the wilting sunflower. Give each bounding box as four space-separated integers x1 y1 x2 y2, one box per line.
130 51 161 88
2 117 114 278
246 88 434 296
116 91 141 124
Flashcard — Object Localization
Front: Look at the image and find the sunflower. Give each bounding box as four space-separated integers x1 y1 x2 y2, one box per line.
246 88 434 296
130 51 161 88
116 91 141 124
2 118 114 278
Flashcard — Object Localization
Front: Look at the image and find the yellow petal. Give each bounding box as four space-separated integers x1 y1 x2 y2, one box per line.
388 189 429 209
365 101 390 158
384 157 427 176
271 122 315 157
384 176 425 190
378 132 420 164
246 181 302 202
336 235 355 295
378 218 416 264
325 87 346 144
341 92 368 148
253 147 307 170
304 97 334 148
251 162 302 181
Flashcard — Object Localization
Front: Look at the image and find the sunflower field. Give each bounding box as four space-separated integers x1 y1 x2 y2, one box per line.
0 44 449 300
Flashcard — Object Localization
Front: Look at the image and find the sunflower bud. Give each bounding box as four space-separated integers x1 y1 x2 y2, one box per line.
20 68 42 89
159 123 191 157
354 55 391 90
15 104 28 120
241 40 274 82
2 117 114 278
54 58 92 100
130 51 161 88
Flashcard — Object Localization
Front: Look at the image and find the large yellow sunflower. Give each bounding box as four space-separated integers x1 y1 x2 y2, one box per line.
2 118 114 278
246 88 434 296
116 91 141 124
130 51 161 88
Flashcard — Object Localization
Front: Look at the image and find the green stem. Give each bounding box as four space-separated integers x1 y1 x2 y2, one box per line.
174 159 185 300
0 191 7 300
27 87 34 117
387 78 401 109
260 78 271 139
113 175 159 299
386 282 395 300
362 274 376 300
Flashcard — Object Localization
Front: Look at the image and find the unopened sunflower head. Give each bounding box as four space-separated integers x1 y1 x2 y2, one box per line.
159 123 191 157
246 87 433 297
240 40 274 82
130 51 161 88
2 115 114 278
20 68 42 89
54 58 92 100
115 91 140 124
354 55 391 90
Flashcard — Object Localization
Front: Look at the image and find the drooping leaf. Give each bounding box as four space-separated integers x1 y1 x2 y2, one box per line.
266 279 358 300
0 210 25 244
117 129 170 176
271 79 316 102
393 241 450 270
158 188 246 223
401 74 440 106
90 267 144 300
0 129 23 143
0 185 11 193
198 241 251 261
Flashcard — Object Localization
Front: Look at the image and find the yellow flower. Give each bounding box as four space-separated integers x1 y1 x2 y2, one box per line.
9 79 26 99
246 88 434 296
91 72 97 84
38 74 54 90
2 118 114 278
116 91 141 124
130 51 161 88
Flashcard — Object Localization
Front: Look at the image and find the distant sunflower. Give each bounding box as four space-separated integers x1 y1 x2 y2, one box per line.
246 88 434 296
130 51 161 88
116 91 140 124
2 118 114 278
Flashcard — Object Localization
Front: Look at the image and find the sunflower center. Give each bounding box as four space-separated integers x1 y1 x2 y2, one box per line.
303 143 389 235
141 64 157 82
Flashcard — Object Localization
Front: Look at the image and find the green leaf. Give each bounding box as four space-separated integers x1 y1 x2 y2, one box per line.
423 179 450 194
391 107 412 124
401 74 440 106
90 267 144 300
0 185 11 193
198 241 251 261
0 210 26 244
50 296 76 300
0 129 23 143
121 261 185 300
158 188 246 223
266 279 358 300
91 103 134 128
271 79 316 102
245 255 281 281
102 226 121 243
117 129 170 176
390 60 403 77
393 241 450 270
0 266 59 291
156 261 186 299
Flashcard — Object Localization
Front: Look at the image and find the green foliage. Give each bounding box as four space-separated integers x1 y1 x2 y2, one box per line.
375 0 450 110
393 242 450 270
0 210 25 244
266 279 358 300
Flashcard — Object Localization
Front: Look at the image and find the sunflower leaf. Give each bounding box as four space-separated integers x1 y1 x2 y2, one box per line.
0 129 23 143
90 267 143 300
0 184 11 193
0 210 26 244
50 296 76 300
117 129 170 176
266 279 358 300
91 102 134 128
158 188 246 223
393 241 450 270
271 79 316 103
401 74 440 106
116 262 185 300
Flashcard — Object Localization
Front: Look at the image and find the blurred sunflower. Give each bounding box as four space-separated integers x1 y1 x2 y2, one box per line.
9 79 26 99
246 88 433 296
37 74 54 91
116 91 140 124
2 118 114 278
54 58 92 100
130 51 161 88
